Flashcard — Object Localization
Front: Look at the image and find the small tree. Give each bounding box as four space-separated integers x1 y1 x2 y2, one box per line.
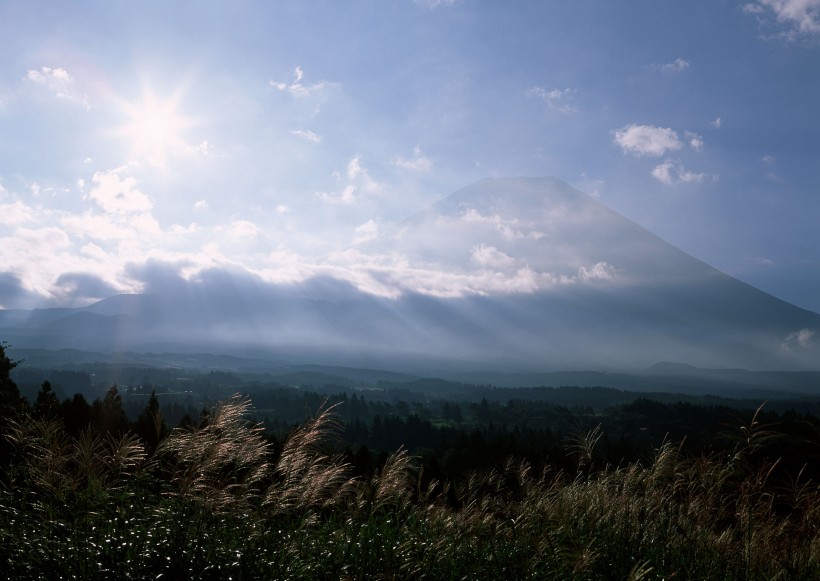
33 381 59 419
0 342 23 412
135 390 167 454
91 386 130 437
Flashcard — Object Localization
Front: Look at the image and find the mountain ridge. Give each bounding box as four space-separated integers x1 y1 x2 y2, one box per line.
1 177 818 372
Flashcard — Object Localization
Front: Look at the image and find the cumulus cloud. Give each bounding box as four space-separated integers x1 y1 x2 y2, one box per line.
651 160 706 185
88 168 152 214
745 0 820 36
527 87 577 113
614 124 682 157
711 117 723 128
392 147 433 171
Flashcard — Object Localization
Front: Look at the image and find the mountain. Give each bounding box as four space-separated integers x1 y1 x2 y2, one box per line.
1 177 818 372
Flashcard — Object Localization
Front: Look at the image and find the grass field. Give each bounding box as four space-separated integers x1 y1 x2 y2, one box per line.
2 397 819 580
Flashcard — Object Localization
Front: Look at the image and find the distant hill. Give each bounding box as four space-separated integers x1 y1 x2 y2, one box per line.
1 177 818 372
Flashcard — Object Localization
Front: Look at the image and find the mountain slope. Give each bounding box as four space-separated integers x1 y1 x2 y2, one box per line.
0 177 817 371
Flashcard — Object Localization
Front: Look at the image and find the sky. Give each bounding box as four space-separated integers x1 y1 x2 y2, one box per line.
1 0 819 313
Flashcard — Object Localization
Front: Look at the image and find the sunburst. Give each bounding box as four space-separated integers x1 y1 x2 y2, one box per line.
117 87 193 167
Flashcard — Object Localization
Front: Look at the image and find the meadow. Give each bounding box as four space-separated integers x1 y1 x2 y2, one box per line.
3 391 820 580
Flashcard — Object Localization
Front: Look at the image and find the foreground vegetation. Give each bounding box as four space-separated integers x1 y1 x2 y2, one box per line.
1 395 819 580
3 344 820 579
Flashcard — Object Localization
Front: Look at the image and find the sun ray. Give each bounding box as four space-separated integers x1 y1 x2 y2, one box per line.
116 85 194 167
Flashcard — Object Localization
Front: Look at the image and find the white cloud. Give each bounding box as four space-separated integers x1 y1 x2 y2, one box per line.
577 261 616 281
318 184 357 205
319 154 381 204
528 87 577 113
471 244 518 269
392 147 433 171
353 219 380 244
291 129 322 143
171 223 199 235
711 117 723 128
783 328 816 350
347 155 364 180
62 210 161 241
614 124 682 157
194 200 209 210
461 209 528 240
746 0 820 35
415 0 460 7
0 201 34 225
686 131 704 151
659 58 690 73
270 66 332 98
88 168 152 214
651 160 706 185
228 220 259 239
275 204 289 214
25 66 90 109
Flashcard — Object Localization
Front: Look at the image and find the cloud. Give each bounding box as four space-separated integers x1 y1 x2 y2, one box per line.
460 209 531 240
686 131 704 151
347 155 364 180
392 147 433 171
745 0 820 36
614 124 682 157
415 0 460 7
194 200 209 210
527 87 577 113
0 201 34 225
711 117 723 128
62 210 160 241
577 261 616 282
24 66 90 109
291 129 322 143
471 244 518 269
659 58 690 73
51 272 119 304
88 168 152 214
353 219 380 244
783 328 816 351
319 155 381 204
651 160 706 185
171 223 199 235
228 220 259 239
318 185 357 205
0 271 34 309
270 66 333 98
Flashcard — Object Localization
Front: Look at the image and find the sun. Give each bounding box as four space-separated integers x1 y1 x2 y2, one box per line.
117 87 193 167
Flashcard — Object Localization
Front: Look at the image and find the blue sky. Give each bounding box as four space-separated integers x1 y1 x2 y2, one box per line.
1 0 819 312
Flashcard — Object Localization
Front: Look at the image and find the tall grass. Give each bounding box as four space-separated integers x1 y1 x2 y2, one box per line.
2 397 820 579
